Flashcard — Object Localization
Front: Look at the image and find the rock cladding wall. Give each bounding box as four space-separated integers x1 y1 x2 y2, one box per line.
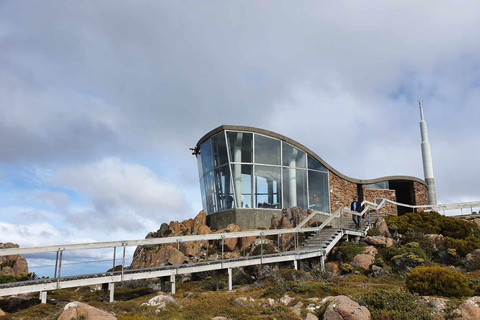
413 181 428 206
0 243 28 276
329 172 358 213
363 188 397 214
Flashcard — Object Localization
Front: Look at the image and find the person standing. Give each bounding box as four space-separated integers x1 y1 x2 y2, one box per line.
350 196 362 230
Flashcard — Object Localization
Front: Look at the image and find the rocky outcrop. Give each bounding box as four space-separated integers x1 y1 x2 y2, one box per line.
131 245 187 269
0 243 28 277
466 249 480 261
325 261 340 275
452 296 480 320
57 301 116 320
363 236 393 248
224 224 241 251
376 218 391 237
323 295 371 320
351 247 377 270
427 234 444 249
418 296 449 316
141 292 176 310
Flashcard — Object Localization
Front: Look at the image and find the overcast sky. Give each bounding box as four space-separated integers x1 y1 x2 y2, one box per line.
1 1 479 273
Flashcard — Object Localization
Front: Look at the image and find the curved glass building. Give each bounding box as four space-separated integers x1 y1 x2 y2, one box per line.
194 126 428 230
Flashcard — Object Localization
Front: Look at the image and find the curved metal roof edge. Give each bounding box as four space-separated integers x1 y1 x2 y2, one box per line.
196 125 427 187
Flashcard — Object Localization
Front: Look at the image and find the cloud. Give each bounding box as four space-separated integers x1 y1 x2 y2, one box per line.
51 157 191 231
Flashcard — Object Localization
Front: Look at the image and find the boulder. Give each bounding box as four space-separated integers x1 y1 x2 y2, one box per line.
169 221 182 236
376 218 391 238
0 243 29 277
224 224 241 251
0 308 6 317
352 247 377 270
291 206 308 227
323 295 371 320
325 261 340 275
212 317 228 320
239 236 257 249
352 254 375 270
198 225 212 235
131 245 187 269
418 296 449 315
282 208 292 224
371 265 387 277
192 211 207 233
58 301 116 320
278 295 293 306
180 219 193 235
466 249 480 261
363 236 389 248
427 234 444 249
158 223 170 237
141 292 176 310
452 296 480 320
306 313 319 320
270 215 281 229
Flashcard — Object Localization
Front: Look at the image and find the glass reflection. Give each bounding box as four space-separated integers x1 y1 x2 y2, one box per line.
231 164 253 209
283 168 307 209
308 155 327 172
254 135 281 165
308 170 330 212
227 132 253 163
282 143 306 168
255 165 281 209
204 171 216 214
200 139 213 174
214 165 234 210
211 132 228 168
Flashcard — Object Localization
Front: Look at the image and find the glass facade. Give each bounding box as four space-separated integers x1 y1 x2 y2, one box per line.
197 131 330 214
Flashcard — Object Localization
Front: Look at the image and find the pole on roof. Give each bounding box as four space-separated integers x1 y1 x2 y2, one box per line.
419 101 437 205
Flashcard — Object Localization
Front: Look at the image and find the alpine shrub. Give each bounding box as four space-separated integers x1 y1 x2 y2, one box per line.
337 242 364 263
358 288 432 320
406 266 473 297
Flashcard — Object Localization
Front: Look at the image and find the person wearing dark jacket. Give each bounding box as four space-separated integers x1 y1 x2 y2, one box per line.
350 196 362 230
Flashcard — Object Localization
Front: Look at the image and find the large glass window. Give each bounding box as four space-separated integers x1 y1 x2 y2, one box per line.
211 133 228 168
308 155 327 172
282 143 306 168
283 168 307 209
308 171 330 212
255 165 281 209
214 165 234 210
200 139 213 175
203 171 216 214
231 164 253 209
254 135 281 165
227 132 253 163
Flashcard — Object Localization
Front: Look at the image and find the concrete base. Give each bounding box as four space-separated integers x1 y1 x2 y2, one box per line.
207 208 281 230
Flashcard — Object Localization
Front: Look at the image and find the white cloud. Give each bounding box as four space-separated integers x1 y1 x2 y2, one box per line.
51 157 192 231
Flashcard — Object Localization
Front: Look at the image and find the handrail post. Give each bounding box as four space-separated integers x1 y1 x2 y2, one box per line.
56 248 64 288
221 235 225 269
121 242 127 282
112 247 116 272
176 238 181 274
260 232 264 265
54 251 59 278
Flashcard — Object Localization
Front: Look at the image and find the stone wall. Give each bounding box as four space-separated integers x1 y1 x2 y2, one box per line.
363 188 397 215
329 172 358 213
412 181 428 207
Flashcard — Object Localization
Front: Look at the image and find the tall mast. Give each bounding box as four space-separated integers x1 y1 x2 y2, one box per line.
419 101 437 205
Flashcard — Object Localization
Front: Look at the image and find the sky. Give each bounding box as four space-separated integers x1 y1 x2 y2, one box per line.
1 1 479 276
